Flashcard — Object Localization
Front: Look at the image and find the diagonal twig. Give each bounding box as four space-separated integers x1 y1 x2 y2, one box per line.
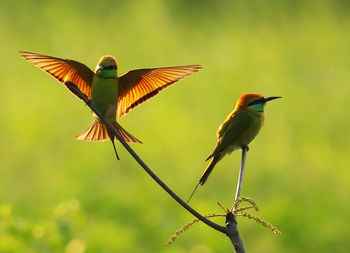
64 81 245 252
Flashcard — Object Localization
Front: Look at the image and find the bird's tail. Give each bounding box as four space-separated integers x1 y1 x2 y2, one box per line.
75 120 142 143
186 182 200 204
186 155 221 203
199 155 220 185
111 122 142 143
75 120 141 160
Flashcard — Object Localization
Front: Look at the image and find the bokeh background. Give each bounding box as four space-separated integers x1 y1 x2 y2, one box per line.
1 0 349 252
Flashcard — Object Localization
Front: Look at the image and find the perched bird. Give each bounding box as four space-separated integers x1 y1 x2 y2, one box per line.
187 93 281 202
19 51 201 159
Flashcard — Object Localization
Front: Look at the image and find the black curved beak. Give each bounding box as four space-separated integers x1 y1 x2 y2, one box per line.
263 96 282 103
98 65 105 71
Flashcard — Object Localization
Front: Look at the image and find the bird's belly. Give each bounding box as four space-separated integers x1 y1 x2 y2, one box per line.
91 77 118 120
236 122 262 147
223 144 239 155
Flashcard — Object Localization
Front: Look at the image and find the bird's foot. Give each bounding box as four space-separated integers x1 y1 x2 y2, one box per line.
241 145 249 151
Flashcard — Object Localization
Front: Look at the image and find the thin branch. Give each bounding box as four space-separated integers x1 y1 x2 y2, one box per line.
64 81 245 252
234 146 248 210
64 82 225 232
166 212 225 246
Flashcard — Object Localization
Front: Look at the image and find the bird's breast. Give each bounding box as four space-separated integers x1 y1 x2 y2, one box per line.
237 112 264 146
91 76 119 118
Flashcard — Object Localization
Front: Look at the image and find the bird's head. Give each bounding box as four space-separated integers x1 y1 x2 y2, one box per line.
95 55 118 77
235 93 281 112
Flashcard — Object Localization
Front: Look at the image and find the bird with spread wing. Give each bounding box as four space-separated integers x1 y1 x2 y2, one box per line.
19 51 201 159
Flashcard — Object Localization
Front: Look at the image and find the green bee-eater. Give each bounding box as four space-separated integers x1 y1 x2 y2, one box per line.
188 93 281 202
19 51 201 159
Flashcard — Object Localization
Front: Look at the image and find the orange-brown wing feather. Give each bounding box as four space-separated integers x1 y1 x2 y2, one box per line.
117 65 201 119
19 51 94 99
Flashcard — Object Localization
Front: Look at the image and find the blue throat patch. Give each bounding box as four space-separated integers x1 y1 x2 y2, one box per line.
98 69 116 79
249 103 264 112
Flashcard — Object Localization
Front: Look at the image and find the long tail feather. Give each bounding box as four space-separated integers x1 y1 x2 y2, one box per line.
111 139 120 160
199 155 220 185
187 155 221 203
186 182 200 203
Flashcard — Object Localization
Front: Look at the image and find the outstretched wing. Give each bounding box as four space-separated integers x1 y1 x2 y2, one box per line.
19 51 94 99
117 65 201 119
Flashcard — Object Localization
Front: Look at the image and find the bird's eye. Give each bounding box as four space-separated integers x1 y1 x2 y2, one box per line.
248 99 264 106
104 65 117 70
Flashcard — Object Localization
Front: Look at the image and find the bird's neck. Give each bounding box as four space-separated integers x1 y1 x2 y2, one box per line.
249 103 264 112
96 69 117 79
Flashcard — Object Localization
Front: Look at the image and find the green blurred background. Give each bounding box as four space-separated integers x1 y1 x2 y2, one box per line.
1 0 350 252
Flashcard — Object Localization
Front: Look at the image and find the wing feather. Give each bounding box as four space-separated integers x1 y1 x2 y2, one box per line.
19 51 94 99
117 65 201 119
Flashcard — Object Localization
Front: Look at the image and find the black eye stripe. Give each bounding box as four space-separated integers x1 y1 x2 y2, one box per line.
103 65 117 70
248 99 265 106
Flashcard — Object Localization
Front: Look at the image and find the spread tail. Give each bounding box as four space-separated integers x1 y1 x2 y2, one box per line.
75 120 142 143
112 122 142 144
186 155 221 203
75 120 109 142
75 120 142 159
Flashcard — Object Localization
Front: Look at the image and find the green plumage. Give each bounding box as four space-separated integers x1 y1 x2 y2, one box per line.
207 109 263 162
91 70 119 122
187 93 281 203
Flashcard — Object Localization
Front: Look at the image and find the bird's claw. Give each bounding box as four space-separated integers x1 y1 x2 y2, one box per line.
241 145 249 151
